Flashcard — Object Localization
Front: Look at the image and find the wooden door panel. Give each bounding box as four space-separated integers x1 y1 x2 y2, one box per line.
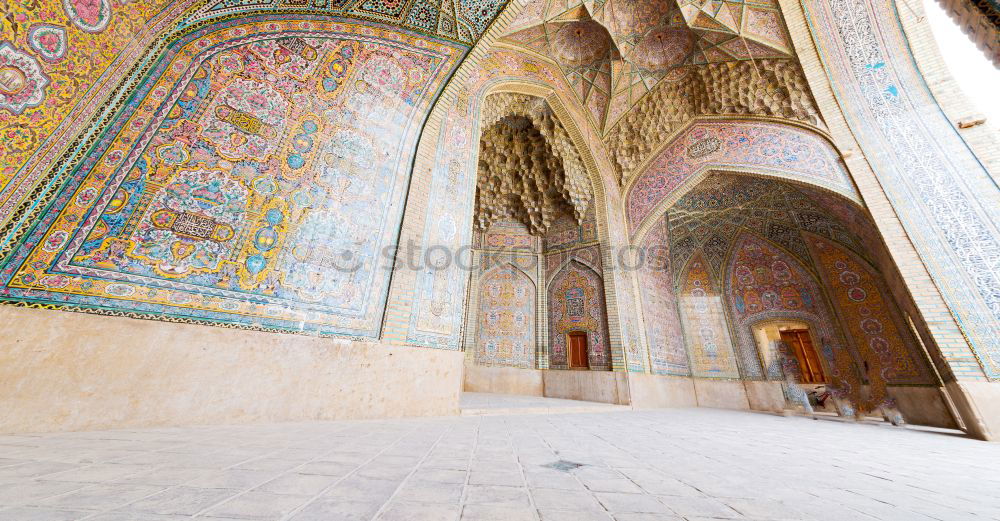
569 332 589 369
779 329 826 384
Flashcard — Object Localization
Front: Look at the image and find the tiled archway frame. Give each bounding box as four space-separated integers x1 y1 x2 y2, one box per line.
546 257 613 371
794 0 1000 380
776 0 999 439
624 117 861 241
384 39 642 374
722 233 851 381
472 83 642 372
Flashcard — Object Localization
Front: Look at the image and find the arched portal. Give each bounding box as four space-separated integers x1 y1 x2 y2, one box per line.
463 91 617 392
638 172 945 421
547 259 612 371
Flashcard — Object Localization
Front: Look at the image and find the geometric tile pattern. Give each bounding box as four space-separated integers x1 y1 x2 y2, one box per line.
666 174 868 280
185 0 511 45
661 173 934 389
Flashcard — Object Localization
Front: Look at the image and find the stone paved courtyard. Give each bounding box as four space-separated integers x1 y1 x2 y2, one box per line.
0 402 997 521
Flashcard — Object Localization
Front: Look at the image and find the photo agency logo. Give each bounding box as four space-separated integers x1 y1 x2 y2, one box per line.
321 241 670 274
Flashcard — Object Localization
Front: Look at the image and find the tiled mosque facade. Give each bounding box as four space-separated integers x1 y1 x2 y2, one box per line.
1 0 999 440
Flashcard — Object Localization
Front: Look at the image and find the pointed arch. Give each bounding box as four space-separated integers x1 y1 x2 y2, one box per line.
723 232 847 380
678 251 740 379
547 259 612 370
625 119 861 242
475 262 537 368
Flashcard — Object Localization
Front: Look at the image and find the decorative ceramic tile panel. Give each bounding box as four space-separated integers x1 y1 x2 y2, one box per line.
547 259 611 370
184 0 510 45
637 216 689 375
0 0 184 206
726 233 843 380
0 18 463 337
679 252 739 378
805 0 1000 377
475 263 536 368
808 234 931 386
626 121 854 233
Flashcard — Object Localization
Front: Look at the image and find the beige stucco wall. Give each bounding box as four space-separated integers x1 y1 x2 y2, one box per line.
626 373 698 409
542 370 630 405
463 363 545 396
887 386 959 429
744 381 786 413
692 379 751 410
947 381 1000 441
0 306 463 434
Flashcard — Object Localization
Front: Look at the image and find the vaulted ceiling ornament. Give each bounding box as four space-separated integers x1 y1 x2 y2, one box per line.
475 93 593 235
502 0 797 132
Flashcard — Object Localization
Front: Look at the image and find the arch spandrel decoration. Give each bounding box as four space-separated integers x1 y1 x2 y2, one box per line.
0 18 465 336
624 119 857 236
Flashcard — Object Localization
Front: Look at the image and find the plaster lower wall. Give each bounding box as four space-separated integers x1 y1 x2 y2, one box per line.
626 373 698 409
463 363 544 396
744 381 787 413
948 381 1000 441
0 306 463 434
692 379 751 410
542 370 630 405
886 386 958 430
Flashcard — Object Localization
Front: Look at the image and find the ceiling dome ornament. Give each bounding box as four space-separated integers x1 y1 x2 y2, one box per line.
596 0 673 45
551 20 612 67
633 26 693 71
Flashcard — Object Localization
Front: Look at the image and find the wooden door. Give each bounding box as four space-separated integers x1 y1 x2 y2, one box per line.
568 332 589 369
779 329 826 383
